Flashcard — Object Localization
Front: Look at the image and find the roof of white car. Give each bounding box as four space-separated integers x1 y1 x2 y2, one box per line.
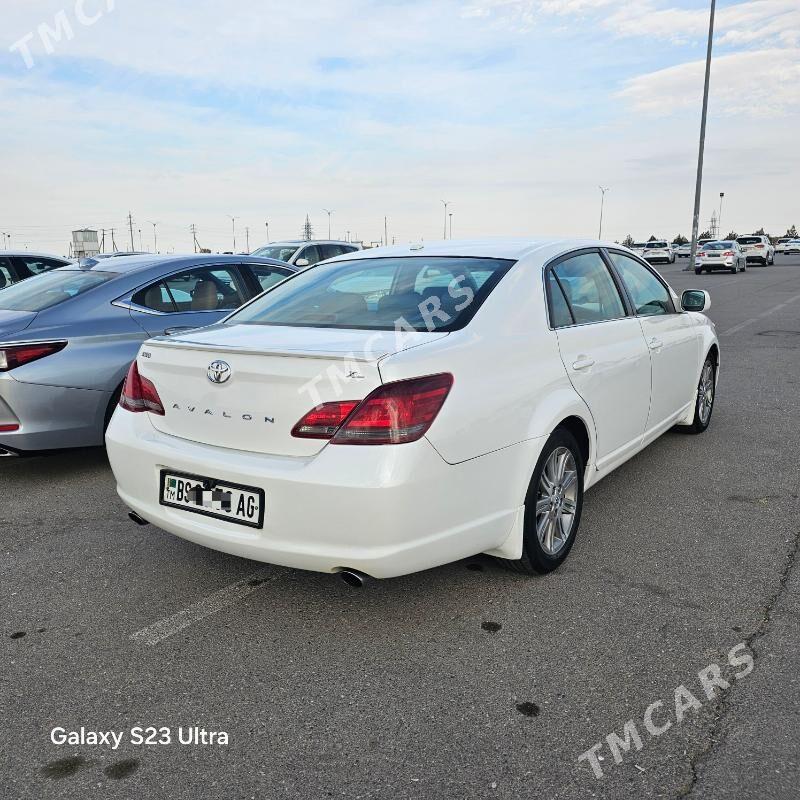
329 238 611 262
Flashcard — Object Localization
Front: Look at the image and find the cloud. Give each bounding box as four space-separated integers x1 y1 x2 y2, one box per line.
618 48 800 116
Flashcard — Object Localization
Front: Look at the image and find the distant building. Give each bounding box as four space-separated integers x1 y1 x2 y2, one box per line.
72 229 100 259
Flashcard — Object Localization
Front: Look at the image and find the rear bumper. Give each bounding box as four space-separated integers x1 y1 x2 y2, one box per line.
0 375 109 452
106 410 543 578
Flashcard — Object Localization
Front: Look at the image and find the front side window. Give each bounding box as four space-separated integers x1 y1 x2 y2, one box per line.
0 270 113 312
551 252 626 324
298 245 322 266
227 256 514 332
607 252 673 316
250 244 300 263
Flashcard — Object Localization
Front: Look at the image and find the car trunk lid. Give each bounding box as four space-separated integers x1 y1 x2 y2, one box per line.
0 310 37 339
139 323 447 457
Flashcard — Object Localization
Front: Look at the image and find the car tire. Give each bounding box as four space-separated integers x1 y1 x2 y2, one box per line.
677 356 715 435
501 428 584 575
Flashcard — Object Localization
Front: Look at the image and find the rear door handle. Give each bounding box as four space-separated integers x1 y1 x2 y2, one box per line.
648 337 663 351
572 357 595 371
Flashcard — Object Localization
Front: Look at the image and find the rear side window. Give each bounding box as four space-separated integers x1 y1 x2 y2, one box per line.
227 256 515 332
245 264 293 293
607 252 673 316
551 252 626 324
0 257 13 288
131 281 176 312
0 270 113 312
546 272 573 328
165 267 246 312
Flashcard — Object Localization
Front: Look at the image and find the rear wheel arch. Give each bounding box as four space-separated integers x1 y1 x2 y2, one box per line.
555 415 591 472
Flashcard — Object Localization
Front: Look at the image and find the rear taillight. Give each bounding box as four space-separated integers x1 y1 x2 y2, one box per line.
755 244 764 249
293 373 454 445
0 341 67 372
723 251 734 257
0 424 19 432
291 401 360 439
119 360 165 415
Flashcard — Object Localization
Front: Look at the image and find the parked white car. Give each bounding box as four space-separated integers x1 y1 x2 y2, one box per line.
775 238 791 255
694 240 747 274
782 239 800 255
630 242 647 256
250 240 361 269
674 242 691 258
642 240 675 264
107 240 719 581
736 235 774 265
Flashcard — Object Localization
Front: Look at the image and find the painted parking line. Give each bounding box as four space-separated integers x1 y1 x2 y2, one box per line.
720 293 800 336
131 569 277 646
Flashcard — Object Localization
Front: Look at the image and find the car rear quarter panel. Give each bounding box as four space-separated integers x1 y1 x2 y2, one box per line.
378 254 595 467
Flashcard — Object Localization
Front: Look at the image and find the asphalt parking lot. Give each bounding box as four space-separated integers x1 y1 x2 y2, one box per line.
3 254 799 799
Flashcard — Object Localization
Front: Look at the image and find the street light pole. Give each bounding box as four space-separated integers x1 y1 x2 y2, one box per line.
687 0 717 270
598 186 609 239
441 200 450 239
323 209 334 240
449 212 453 240
718 192 725 238
147 221 158 253
228 215 238 252
265 220 270 243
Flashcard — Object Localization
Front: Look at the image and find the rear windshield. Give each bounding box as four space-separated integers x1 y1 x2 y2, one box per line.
227 256 515 332
737 237 761 245
0 270 113 312
645 242 668 249
703 242 734 250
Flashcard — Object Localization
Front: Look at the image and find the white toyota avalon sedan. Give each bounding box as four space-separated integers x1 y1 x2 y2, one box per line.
107 240 719 581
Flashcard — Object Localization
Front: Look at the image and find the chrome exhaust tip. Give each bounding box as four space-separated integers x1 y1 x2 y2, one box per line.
338 569 369 588
128 511 150 526
0 447 18 458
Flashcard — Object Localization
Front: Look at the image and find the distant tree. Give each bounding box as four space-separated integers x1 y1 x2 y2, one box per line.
672 234 688 245
302 214 314 241
725 230 738 240
648 234 658 241
787 224 798 238
753 227 766 236
699 230 713 239
622 234 635 247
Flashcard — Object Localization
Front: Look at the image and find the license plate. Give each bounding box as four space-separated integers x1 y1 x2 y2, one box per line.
160 470 264 529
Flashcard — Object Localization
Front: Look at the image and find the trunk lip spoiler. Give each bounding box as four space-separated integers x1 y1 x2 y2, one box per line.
142 333 449 363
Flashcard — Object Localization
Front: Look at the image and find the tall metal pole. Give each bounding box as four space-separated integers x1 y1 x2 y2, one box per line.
228 215 237 252
265 220 269 243
718 192 725 238
323 209 334 240
598 186 609 239
441 200 450 239
147 221 158 253
687 0 717 270
449 212 453 240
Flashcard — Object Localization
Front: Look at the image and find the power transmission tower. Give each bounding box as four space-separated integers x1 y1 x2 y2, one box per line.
302 214 314 241
127 212 135 251
110 229 118 252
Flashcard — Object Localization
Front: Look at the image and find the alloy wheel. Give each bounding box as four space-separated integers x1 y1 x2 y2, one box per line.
698 361 714 425
535 447 578 555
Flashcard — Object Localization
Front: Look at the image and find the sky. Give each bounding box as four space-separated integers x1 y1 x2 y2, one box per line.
1 0 798 255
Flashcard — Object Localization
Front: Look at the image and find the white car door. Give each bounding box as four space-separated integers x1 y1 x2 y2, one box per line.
547 250 651 470
606 251 700 436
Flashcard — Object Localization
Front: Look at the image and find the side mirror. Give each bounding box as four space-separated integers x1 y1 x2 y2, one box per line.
294 258 310 268
682 289 710 312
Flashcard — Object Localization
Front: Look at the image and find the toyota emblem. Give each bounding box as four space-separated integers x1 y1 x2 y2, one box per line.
207 360 232 384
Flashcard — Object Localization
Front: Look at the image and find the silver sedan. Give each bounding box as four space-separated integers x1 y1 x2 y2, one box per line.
0 254 295 455
694 241 747 274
